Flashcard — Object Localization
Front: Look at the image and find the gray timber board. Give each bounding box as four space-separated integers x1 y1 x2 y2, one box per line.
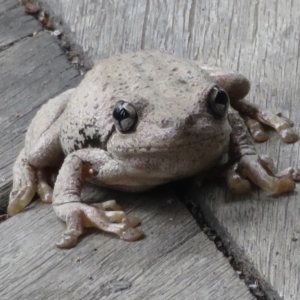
38 0 300 299
0 186 254 300
0 1 254 300
0 8 81 211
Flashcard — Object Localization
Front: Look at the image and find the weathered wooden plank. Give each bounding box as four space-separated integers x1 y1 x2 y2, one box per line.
0 6 81 211
0 5 40 47
37 0 300 299
0 186 254 300
0 0 18 15
0 1 255 299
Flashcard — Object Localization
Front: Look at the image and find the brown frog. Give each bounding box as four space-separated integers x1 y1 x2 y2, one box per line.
7 50 299 248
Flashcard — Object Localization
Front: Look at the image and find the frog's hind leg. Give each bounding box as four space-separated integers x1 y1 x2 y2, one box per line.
8 149 37 216
8 89 74 216
8 150 54 216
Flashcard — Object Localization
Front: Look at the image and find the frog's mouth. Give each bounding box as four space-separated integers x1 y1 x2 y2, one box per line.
108 115 232 154
108 131 231 154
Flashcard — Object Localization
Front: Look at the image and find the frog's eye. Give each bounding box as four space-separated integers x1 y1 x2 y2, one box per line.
208 86 229 118
113 101 138 133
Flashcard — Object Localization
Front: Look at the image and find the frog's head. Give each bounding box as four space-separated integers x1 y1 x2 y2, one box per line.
107 81 232 162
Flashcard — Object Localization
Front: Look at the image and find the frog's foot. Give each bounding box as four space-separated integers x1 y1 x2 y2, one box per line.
90 200 123 211
225 154 297 194
242 116 269 143
54 202 144 249
8 162 53 216
8 149 37 216
8 184 37 216
224 163 252 194
232 99 299 143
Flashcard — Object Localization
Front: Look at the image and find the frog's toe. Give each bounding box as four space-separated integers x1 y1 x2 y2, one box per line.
104 210 127 223
90 200 123 211
243 116 269 143
56 231 82 249
102 210 141 227
102 200 123 211
121 228 144 241
122 216 141 228
54 202 144 246
291 169 300 182
86 211 144 241
8 149 38 216
36 169 53 203
55 208 84 249
37 182 53 203
224 163 251 194
83 205 144 241
278 127 299 143
237 154 296 193
233 99 299 143
8 184 37 216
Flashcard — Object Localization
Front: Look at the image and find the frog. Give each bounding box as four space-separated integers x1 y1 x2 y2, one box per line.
7 50 299 248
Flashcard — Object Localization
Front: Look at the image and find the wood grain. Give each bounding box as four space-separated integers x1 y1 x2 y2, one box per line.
37 0 300 299
0 5 40 47
0 29 81 211
0 185 254 300
0 1 254 299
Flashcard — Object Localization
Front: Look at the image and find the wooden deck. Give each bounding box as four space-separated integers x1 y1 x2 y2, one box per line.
37 1 300 298
1 0 300 299
0 1 254 299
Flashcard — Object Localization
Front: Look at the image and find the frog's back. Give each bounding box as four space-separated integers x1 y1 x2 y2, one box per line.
65 50 213 130
60 51 216 154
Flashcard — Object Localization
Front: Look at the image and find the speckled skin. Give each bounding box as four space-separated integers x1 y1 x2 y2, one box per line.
7 51 299 248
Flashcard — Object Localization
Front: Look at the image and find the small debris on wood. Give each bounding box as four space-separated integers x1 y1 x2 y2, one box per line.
21 0 40 14
249 284 259 290
38 11 53 30
51 30 62 37
19 0 86 75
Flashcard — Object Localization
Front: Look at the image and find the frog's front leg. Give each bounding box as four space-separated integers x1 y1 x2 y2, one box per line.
53 149 144 248
225 112 297 194
199 63 299 143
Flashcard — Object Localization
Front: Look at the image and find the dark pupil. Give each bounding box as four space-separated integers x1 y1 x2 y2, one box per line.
214 88 228 106
113 107 129 121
